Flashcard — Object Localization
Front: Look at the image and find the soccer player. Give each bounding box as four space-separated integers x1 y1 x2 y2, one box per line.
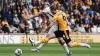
29 5 91 56
30 4 71 56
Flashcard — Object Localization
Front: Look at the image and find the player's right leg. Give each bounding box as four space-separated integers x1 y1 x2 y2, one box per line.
58 38 71 56
54 30 72 56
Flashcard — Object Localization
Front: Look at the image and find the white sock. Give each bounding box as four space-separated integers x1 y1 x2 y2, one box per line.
62 43 70 54
80 43 86 47
35 41 41 45
37 43 47 49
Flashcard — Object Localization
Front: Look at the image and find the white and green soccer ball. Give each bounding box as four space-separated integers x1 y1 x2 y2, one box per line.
15 48 22 56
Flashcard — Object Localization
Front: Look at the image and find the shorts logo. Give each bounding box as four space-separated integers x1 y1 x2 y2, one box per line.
63 35 66 39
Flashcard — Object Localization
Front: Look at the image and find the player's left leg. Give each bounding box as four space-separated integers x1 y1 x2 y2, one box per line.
67 41 91 48
62 30 91 48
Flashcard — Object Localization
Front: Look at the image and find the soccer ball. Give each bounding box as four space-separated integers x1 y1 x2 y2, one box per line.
15 48 22 56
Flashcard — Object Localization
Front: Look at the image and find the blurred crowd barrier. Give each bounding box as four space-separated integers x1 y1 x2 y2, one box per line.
0 33 100 44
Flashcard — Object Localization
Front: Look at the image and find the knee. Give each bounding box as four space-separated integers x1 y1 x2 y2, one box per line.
58 38 65 45
59 40 65 45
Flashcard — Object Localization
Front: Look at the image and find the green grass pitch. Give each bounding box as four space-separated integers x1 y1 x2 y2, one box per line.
0 43 100 56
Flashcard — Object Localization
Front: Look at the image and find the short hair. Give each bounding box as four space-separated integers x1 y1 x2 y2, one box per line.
50 5 57 11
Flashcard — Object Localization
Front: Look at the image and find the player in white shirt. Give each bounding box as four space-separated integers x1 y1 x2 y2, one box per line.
30 4 71 56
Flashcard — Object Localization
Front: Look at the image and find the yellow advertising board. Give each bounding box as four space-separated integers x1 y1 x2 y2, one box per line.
70 35 100 43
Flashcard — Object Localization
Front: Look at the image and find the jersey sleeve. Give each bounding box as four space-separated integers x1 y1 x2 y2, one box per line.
42 7 50 13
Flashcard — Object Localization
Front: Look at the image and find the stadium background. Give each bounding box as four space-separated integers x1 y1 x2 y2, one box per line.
0 0 100 56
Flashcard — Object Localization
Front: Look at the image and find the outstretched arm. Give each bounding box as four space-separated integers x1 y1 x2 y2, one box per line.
33 12 45 18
